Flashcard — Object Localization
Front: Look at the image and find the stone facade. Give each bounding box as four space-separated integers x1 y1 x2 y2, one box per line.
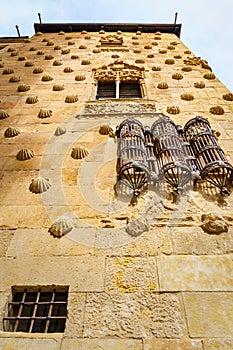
0 23 233 349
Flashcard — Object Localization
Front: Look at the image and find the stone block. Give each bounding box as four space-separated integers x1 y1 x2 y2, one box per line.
203 339 233 350
105 257 158 292
157 255 233 291
61 338 142 350
0 337 61 350
64 292 85 337
0 230 14 256
84 292 183 338
144 339 203 350
183 292 233 337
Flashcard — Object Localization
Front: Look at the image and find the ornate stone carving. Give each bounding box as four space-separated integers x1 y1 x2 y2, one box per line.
209 105 224 115
93 61 144 82
29 177 51 194
9 76 20 82
167 106 181 114
53 84 64 91
54 126 66 136
65 95 78 103
4 127 20 137
33 67 43 74
25 61 34 67
37 108 52 118
46 41 54 46
3 68 14 74
99 125 114 135
49 216 73 237
125 217 149 237
18 56 26 61
37 51 44 55
80 101 157 115
81 59 91 65
71 55 79 59
0 110 10 119
17 84 30 92
172 73 183 80
68 41 75 45
100 34 123 45
184 56 212 71
152 66 162 71
201 213 229 234
63 67 74 73
16 148 34 161
157 82 169 89
75 74 86 81
42 75 53 81
223 93 233 101
204 72 216 80
71 146 89 159
194 81 205 89
44 55 54 60
61 49 70 54
26 96 39 104
53 60 62 66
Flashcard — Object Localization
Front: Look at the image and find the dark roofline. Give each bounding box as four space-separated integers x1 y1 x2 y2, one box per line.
34 22 182 37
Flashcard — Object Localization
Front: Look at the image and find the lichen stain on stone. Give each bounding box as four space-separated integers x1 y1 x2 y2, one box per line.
114 270 138 293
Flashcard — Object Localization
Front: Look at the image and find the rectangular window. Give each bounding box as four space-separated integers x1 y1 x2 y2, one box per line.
3 287 68 333
96 81 141 100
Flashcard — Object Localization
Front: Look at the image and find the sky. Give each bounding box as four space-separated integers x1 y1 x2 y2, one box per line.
0 0 232 91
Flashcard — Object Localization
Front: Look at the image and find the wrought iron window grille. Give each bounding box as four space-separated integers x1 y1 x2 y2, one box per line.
3 287 68 333
115 115 233 201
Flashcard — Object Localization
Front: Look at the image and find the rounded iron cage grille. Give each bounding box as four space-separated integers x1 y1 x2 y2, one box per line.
184 116 233 195
116 118 150 196
151 117 192 192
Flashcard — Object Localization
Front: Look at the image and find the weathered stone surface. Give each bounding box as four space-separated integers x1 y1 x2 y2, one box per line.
201 213 229 234
126 217 149 237
157 255 233 291
183 292 233 337
106 257 158 292
64 292 85 337
0 230 14 256
61 338 142 350
144 339 203 350
0 337 61 350
203 339 233 350
0 256 104 292
170 226 229 255
84 292 183 338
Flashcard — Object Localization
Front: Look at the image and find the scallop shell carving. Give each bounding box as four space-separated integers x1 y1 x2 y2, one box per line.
45 55 54 60
209 106 225 115
81 59 91 65
203 73 215 80
63 67 74 73
71 146 89 159
144 45 152 49
9 76 20 82
152 66 161 71
68 41 75 45
29 47 37 51
42 75 53 81
159 50 167 54
3 68 14 74
29 177 51 194
135 59 145 64
17 84 30 92
37 51 44 55
11 52 18 57
71 55 79 59
61 49 70 54
112 54 119 58
147 54 154 58
182 66 192 72
79 45 87 49
99 30 105 34
26 96 39 104
49 216 73 237
171 41 178 45
38 108 52 118
54 45 61 50
65 95 78 103
93 49 101 53
151 41 158 46
181 93 194 101
184 50 191 54
0 63 4 68
132 42 139 46
47 41 54 46
81 30 88 34
154 36 161 40
53 60 62 66
25 61 34 67
53 84 64 91
58 31 65 35
174 55 182 59
54 126 66 136
194 81 205 89
65 36 72 40
157 82 169 89
167 45 175 50
133 49 141 53
18 56 26 61
0 110 10 119
33 67 43 74
165 59 175 65
223 93 233 101
42 38 49 42
172 73 183 80
75 74 86 81
7 48 15 52
85 36 91 40
16 148 34 161
4 126 20 137
167 106 181 114
99 125 114 135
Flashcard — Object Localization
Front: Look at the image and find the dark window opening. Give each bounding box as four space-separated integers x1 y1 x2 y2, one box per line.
3 287 68 333
96 81 141 100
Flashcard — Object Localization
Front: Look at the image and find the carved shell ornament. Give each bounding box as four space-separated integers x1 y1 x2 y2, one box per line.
42 75 53 81
194 81 205 89
53 84 64 91
18 56 26 61
37 51 44 55
167 106 181 114
209 105 225 115
71 55 79 59
81 59 91 65
0 110 10 119
49 216 73 238
61 49 70 54
172 73 183 80
54 45 61 50
58 31 65 35
152 66 161 71
223 93 233 101
33 67 43 74
54 126 66 136
3 68 14 74
16 148 34 161
26 96 39 104
165 59 175 65
182 66 192 72
203 72 215 80
9 76 20 82
157 82 169 89
79 45 87 49
180 93 194 101
63 67 74 73
53 60 62 66
46 41 54 46
29 47 37 51
29 177 51 194
38 109 52 118
68 41 75 45
65 95 78 103
99 125 114 135
71 146 89 159
17 84 30 92
25 61 34 67
75 74 86 81
4 126 20 137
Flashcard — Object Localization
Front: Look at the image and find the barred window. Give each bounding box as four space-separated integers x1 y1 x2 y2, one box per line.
3 287 68 333
96 81 141 100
